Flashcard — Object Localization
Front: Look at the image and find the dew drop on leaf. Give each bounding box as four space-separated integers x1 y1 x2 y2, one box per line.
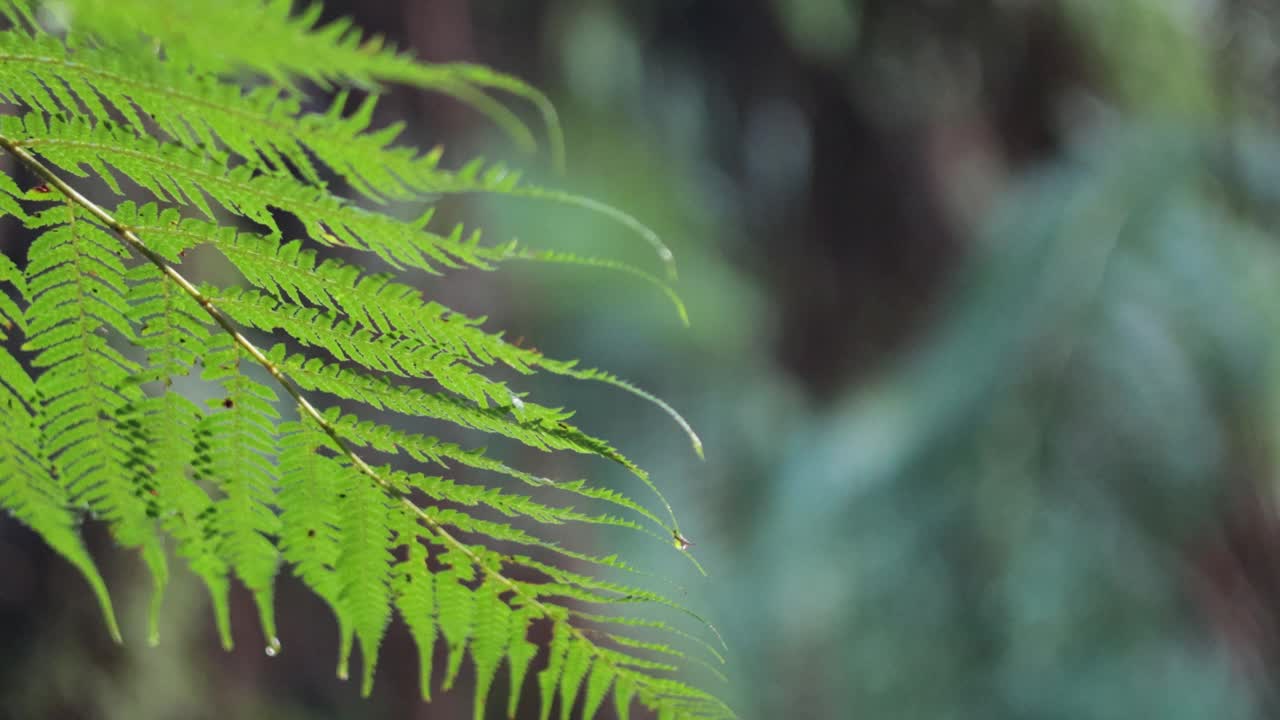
265 637 281 657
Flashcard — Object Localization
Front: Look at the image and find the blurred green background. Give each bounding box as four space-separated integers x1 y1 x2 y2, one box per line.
8 0 1280 718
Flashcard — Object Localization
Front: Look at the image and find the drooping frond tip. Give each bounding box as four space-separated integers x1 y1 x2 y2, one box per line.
502 246 690 327
507 188 680 282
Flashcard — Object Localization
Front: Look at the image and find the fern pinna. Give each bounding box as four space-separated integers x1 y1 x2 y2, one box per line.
0 1 730 718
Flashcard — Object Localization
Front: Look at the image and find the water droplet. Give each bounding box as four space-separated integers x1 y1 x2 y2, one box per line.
673 532 694 551
265 637 281 657
509 394 525 411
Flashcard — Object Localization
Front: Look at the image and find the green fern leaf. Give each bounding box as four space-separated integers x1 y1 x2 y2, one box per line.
538 619 572 720
582 661 615 720
437 553 478 691
23 205 169 632
40 0 562 161
392 513 438 700
469 579 511 720
334 457 394 696
614 676 638 720
0 305 121 642
277 424 348 650
0 1 733 716
195 336 282 649
558 636 594 720
505 608 540 718
124 263 235 646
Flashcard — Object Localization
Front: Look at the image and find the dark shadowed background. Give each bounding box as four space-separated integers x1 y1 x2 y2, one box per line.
5 1 1280 718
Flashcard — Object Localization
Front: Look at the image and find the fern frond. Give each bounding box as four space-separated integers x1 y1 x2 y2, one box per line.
469 578 516 719
436 550 479 691
123 263 232 645
22 202 171 631
323 410 675 545
6 0 561 163
195 335 282 648
399 469 653 537
30 143 723 716
123 208 697 466
0 18 671 275
8 114 497 272
0 28 674 277
0 31 376 197
333 455 395 696
0 3 731 716
0 353 124 641
205 285 523 410
277 423 344 622
0 253 121 642
392 512 439 700
261 345 667 490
